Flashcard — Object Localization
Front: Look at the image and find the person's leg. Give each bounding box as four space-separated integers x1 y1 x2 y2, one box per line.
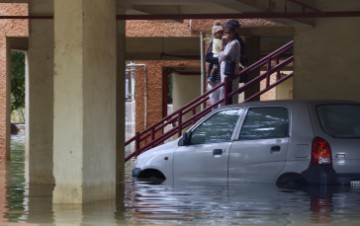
207 83 215 105
212 87 221 107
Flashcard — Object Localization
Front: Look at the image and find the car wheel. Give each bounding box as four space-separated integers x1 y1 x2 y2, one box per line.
137 169 166 184
276 173 307 188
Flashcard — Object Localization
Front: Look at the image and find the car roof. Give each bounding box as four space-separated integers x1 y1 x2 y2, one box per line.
219 99 360 110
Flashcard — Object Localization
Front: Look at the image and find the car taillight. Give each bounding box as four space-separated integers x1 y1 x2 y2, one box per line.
311 137 332 165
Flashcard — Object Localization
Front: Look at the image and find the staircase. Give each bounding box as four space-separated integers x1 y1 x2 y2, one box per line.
125 40 294 162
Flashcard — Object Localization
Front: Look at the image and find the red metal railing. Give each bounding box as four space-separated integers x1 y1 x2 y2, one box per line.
125 40 294 162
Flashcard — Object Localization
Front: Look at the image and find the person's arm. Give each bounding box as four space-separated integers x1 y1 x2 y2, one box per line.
219 40 236 62
205 41 218 64
210 64 218 77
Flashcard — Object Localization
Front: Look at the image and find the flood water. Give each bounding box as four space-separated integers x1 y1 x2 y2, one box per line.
2 134 360 225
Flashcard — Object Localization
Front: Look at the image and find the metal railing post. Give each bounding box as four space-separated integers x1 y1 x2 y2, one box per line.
224 76 231 105
178 109 183 137
135 132 140 157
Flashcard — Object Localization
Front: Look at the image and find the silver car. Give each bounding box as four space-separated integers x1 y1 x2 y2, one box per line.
133 100 360 187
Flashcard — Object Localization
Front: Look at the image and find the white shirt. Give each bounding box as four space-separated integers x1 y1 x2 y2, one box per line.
219 39 241 80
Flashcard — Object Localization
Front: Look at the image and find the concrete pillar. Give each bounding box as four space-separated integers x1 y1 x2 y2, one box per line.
172 73 200 115
276 77 293 100
4 40 11 161
171 73 201 136
116 10 126 186
244 36 261 102
293 1 360 101
0 36 16 163
27 0 54 184
53 0 117 203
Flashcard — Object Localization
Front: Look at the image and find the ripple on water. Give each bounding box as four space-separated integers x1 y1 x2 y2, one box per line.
3 134 360 225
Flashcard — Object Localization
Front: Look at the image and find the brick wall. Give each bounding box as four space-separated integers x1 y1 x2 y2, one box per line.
0 4 28 161
133 60 200 133
126 20 198 37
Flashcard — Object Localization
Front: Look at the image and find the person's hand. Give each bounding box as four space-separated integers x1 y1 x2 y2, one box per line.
222 34 229 46
208 75 216 87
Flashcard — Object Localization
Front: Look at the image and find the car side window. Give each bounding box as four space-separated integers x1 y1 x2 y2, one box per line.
317 104 360 138
190 109 241 144
239 107 289 140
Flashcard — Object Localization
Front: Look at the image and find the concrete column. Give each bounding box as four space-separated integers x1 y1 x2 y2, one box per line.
244 36 261 101
276 77 293 100
293 1 360 101
0 37 12 162
171 73 200 136
53 0 117 203
172 73 200 115
116 18 126 184
27 0 54 184
4 40 11 161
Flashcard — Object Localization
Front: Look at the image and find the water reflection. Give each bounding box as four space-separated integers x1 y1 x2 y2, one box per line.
0 160 7 223
124 182 351 226
2 135 360 225
5 134 26 224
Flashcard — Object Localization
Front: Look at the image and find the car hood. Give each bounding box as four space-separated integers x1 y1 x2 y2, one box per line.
137 138 180 160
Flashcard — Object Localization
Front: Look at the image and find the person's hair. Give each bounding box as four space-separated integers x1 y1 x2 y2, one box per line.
224 23 237 33
226 19 240 29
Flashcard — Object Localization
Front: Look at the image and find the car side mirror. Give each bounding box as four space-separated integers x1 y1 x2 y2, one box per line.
179 131 192 146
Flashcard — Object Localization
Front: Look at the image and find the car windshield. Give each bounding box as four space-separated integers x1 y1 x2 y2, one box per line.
317 104 360 138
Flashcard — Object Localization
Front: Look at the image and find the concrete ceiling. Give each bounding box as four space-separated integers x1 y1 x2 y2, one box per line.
3 0 358 61
0 0 311 60
2 0 359 27
119 0 319 26
0 0 319 26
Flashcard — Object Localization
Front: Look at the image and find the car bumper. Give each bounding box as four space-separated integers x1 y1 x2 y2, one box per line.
301 165 360 185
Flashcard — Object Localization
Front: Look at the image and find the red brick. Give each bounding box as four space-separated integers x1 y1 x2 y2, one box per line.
0 4 28 161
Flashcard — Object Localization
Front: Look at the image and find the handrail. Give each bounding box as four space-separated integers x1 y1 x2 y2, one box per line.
125 40 294 162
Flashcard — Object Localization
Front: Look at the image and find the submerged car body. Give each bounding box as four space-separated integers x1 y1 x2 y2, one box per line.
133 100 360 186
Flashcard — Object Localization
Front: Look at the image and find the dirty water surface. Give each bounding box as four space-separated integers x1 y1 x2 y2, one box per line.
1 134 360 226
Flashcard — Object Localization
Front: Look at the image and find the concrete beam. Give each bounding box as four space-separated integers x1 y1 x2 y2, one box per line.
0 0 28 2
126 37 200 60
241 26 294 37
5 34 293 61
120 0 316 26
7 37 28 51
234 0 317 26
123 0 258 15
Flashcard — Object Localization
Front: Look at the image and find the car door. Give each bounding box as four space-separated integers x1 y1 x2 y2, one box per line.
228 107 290 184
173 108 243 184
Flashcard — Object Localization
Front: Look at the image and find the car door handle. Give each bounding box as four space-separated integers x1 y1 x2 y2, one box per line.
270 145 281 153
213 149 223 155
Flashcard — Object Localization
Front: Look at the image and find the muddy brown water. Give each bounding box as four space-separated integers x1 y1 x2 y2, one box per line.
2 134 360 226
